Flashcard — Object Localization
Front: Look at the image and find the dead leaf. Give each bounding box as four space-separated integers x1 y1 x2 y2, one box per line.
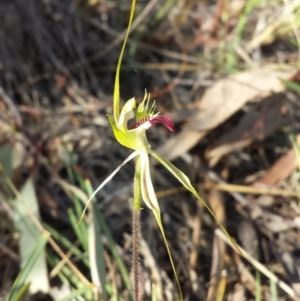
276 250 300 297
207 93 286 167
236 219 258 258
227 283 246 301
156 67 295 161
254 135 300 186
263 211 295 233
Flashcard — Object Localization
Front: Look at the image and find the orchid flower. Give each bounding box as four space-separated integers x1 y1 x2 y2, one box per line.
81 0 241 299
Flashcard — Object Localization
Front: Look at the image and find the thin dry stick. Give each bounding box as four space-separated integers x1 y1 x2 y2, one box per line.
49 248 73 278
156 183 300 199
215 228 298 300
205 183 300 198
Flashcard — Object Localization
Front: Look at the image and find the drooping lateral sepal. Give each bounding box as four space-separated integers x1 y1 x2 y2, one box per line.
139 151 160 215
149 149 243 255
139 151 183 300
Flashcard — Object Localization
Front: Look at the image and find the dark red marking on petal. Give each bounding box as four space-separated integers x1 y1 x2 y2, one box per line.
132 115 174 132
149 115 174 132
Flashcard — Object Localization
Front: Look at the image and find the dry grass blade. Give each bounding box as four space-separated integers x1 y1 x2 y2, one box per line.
206 190 226 301
206 234 226 301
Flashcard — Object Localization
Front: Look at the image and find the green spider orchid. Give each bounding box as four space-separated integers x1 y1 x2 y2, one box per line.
84 91 186 299
108 92 174 152
81 0 241 299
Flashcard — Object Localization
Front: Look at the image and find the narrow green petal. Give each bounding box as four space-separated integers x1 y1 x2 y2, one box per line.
113 0 137 123
136 92 148 120
136 92 156 120
139 152 183 301
78 151 140 224
149 150 242 255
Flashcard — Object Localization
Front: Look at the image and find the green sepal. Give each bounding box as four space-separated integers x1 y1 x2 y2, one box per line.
108 115 150 151
113 0 137 123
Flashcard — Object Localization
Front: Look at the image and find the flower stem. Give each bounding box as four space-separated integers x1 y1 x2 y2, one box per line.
132 155 142 301
132 208 141 301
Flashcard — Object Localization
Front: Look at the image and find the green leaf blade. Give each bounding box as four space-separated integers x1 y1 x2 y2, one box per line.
13 177 49 294
6 232 50 301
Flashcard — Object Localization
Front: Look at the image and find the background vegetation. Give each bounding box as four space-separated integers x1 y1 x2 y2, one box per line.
0 0 300 300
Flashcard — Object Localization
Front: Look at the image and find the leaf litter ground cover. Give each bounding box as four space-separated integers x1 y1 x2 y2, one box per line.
0 0 300 300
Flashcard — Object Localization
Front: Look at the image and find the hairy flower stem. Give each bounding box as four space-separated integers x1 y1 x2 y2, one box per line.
132 156 142 301
132 209 141 301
